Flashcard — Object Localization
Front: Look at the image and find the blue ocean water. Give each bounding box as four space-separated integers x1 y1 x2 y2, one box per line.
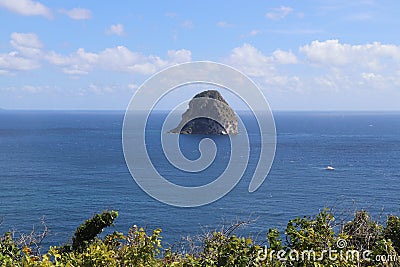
0 110 399 247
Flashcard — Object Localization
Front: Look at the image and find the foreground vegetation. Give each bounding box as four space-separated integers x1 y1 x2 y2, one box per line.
1 208 400 266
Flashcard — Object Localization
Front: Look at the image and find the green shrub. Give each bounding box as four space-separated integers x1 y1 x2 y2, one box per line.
384 215 400 254
198 231 260 266
71 210 118 252
1 208 400 266
0 232 21 265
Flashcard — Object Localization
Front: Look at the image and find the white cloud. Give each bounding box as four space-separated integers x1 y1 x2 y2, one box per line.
0 52 40 73
0 0 52 18
266 6 293 20
88 84 115 94
299 40 400 92
10 32 43 57
105 24 125 36
59 8 92 20
0 84 51 93
45 46 191 75
264 75 303 92
360 72 386 89
45 48 98 75
96 46 155 74
0 70 10 75
240 30 262 38
272 49 298 64
227 44 298 78
216 21 234 28
227 44 302 91
0 35 237 79
167 49 191 63
21 85 45 93
347 13 372 21
128 83 138 90
227 40 400 93
248 29 261 36
96 47 191 74
249 30 260 36
299 39 400 70
314 76 337 89
361 72 380 81
227 43 275 77
0 32 43 74
3 31 399 96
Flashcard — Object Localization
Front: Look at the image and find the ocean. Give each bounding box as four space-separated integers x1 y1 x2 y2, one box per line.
0 110 399 248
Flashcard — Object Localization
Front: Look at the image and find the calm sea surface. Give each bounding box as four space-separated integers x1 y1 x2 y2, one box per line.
0 110 399 247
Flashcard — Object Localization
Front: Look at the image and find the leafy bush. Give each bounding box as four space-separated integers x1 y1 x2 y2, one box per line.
71 210 119 251
0 232 21 265
1 208 400 266
384 215 400 254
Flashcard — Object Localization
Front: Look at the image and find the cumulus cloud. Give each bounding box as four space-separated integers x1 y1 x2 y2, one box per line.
0 0 52 18
226 43 304 91
299 39 400 70
0 52 40 73
0 32 43 74
46 46 191 75
10 32 43 57
1 32 192 76
45 48 98 75
4 31 398 95
227 40 400 93
59 8 92 20
95 47 191 74
105 24 125 36
266 6 293 20
96 46 156 74
299 39 400 92
272 49 298 64
228 43 275 77
227 44 298 78
167 49 191 63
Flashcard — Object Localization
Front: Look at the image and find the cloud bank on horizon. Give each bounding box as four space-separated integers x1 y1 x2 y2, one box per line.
0 0 399 110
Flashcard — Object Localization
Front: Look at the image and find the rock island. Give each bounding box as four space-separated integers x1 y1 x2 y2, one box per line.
170 90 238 135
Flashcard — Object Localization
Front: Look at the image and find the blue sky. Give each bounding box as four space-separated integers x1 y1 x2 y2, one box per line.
1 0 399 110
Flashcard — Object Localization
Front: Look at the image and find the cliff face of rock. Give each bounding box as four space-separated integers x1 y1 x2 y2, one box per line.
170 90 238 135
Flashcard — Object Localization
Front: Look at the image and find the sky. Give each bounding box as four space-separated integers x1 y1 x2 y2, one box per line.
0 0 400 110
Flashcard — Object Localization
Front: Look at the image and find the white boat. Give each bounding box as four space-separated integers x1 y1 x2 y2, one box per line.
325 165 335 171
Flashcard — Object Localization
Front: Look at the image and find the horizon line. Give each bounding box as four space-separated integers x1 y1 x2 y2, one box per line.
1 109 400 113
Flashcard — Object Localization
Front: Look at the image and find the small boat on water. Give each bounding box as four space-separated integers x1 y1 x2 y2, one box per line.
325 165 335 171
